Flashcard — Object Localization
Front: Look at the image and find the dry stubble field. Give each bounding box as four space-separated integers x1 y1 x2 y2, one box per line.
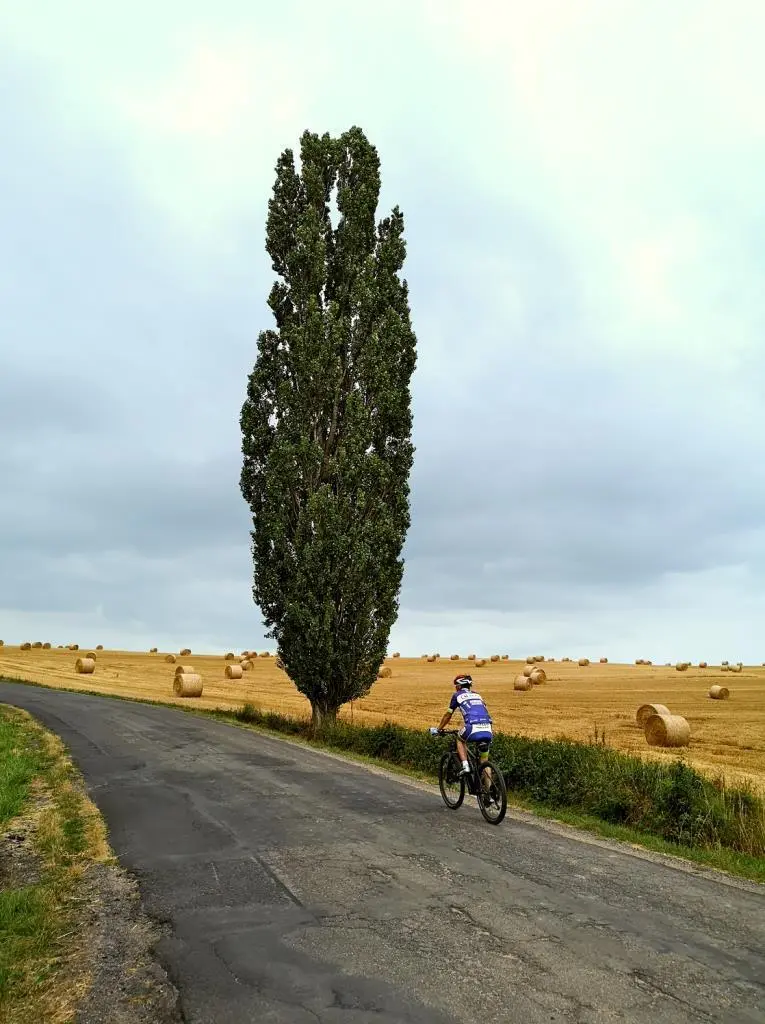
1 646 764 793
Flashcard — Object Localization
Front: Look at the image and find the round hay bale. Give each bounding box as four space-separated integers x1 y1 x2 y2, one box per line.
644 713 691 748
70 644 79 650
525 656 534 664
85 651 97 661
501 654 509 660
0 640 3 646
522 664 534 677
514 675 532 691
392 652 400 658
259 651 270 658
174 664 195 677
450 654 460 661
562 657 571 662
599 657 608 663
675 662 689 671
165 654 177 664
240 659 253 671
635 659 644 665
728 663 743 674
149 647 158 653
426 655 436 663
578 658 590 667
468 654 476 661
96 644 103 650
529 667 546 684
32 641 43 648
173 673 203 698
636 702 671 726
698 661 708 668
720 663 729 672
21 642 32 650
709 685 729 700
180 648 191 657
721 660 729 666
225 664 243 680
475 658 487 667
533 655 545 663
42 642 51 649
435 652 441 658
224 652 235 660
378 666 392 679
75 657 95 675
490 654 500 662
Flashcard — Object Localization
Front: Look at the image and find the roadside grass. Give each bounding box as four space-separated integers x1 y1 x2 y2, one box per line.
0 704 113 1024
2 675 764 885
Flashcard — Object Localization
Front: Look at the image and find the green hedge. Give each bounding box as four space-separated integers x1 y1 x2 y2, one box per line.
230 704 765 857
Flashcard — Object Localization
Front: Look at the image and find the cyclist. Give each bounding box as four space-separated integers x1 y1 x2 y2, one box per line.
432 674 493 776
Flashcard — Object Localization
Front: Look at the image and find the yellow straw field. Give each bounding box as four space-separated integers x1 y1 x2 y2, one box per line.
1 646 764 792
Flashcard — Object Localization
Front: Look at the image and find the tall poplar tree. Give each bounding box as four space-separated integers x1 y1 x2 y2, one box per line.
240 127 417 732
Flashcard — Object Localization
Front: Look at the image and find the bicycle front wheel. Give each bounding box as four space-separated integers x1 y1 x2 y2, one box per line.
478 761 507 824
439 751 465 809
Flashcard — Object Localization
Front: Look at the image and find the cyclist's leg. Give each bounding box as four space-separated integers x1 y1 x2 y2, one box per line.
456 725 470 770
475 736 493 792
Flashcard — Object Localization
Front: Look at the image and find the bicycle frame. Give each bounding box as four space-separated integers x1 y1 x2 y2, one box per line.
439 729 486 795
435 728 508 825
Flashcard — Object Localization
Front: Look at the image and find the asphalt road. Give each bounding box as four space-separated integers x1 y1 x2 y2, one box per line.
2 682 764 1024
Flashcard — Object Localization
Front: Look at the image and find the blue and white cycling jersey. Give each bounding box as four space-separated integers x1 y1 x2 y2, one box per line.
448 689 493 731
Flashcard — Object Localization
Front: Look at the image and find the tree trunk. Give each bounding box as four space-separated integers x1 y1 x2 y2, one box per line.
310 701 338 736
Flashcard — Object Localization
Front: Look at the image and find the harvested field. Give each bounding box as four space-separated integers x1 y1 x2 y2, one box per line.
1 648 764 792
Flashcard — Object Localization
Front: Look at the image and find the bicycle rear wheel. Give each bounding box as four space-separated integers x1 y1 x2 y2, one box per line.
439 751 465 809
478 761 507 824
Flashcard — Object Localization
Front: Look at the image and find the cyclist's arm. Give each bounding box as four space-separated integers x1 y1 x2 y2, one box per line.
436 708 453 731
436 692 462 732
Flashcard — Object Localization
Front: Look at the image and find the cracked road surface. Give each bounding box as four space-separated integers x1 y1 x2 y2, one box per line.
1 682 763 1024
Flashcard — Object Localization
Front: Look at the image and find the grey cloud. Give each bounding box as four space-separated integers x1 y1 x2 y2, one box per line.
2 452 250 558
1 49 764 656
0 365 114 438
401 282 765 613
0 543 257 645
0 54 261 643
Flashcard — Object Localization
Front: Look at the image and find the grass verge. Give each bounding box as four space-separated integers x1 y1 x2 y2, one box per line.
0 704 114 1024
2 675 764 884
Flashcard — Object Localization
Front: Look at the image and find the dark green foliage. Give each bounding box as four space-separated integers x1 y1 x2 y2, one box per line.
240 127 417 731
230 704 765 857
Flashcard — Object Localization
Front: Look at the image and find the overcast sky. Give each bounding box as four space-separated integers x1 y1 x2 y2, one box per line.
2 1 764 663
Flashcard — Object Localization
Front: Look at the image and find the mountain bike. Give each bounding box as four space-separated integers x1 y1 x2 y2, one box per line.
433 729 507 824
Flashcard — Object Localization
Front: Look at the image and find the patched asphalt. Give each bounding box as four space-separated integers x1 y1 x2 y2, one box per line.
1 681 763 1024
